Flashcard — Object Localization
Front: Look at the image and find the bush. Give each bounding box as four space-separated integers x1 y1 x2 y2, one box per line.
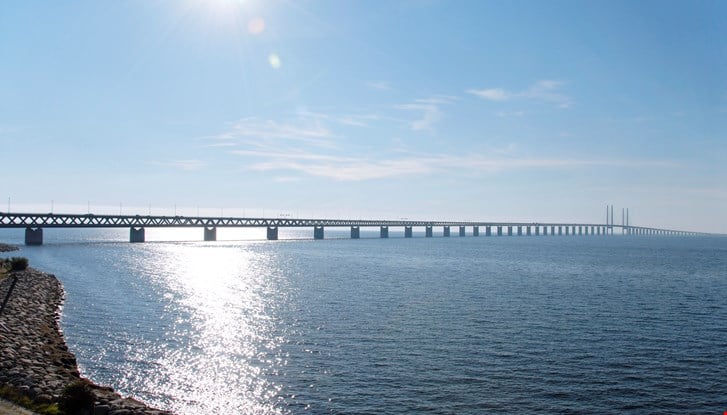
10 257 28 271
59 381 95 415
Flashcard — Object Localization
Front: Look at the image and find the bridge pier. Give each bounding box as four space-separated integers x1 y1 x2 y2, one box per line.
497 226 503 236
380 226 389 238
314 226 324 240
517 226 522 236
565 226 570 236
535 226 540 236
350 226 360 239
204 227 217 241
425 226 433 237
507 226 513 236
130 227 145 243
25 227 43 246
405 226 413 238
473 226 479 236
486 226 492 236
459 226 465 237
443 226 450 237
267 226 279 240
526 226 531 236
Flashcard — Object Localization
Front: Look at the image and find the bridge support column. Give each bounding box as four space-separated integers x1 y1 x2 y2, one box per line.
443 226 450 237
405 226 413 238
550 226 555 235
517 226 522 236
267 226 279 240
25 227 43 246
497 226 503 236
204 227 217 241
507 226 513 236
486 226 492 236
425 226 433 237
459 226 465 237
380 226 389 238
526 226 531 236
130 227 145 243
565 226 569 236
535 226 540 236
350 226 360 239
314 226 324 240
473 226 479 236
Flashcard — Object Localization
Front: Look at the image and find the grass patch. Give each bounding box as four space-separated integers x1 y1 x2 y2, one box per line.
0 385 61 415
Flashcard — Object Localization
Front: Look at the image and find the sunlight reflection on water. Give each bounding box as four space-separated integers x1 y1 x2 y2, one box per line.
117 243 289 414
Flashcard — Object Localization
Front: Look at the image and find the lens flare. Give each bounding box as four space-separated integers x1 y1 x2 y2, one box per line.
248 17 265 35
268 53 281 69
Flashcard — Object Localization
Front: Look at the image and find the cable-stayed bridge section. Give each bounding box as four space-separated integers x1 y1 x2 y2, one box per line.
0 212 711 245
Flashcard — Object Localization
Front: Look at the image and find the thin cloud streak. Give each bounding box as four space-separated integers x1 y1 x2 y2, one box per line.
233 150 680 181
211 117 336 148
396 95 456 131
468 80 573 108
150 160 205 171
366 80 391 90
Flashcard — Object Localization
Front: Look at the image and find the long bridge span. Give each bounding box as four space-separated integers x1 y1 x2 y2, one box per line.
0 212 710 245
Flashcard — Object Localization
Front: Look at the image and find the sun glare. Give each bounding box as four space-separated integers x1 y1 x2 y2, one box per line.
190 0 257 27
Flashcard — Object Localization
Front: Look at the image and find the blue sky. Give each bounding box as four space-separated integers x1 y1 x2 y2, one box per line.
2 0 726 232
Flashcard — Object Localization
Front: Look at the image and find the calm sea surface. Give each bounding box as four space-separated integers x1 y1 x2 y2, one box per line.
2 228 726 414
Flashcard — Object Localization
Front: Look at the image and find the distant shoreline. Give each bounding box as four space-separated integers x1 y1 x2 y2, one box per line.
0 267 171 414
0 243 18 252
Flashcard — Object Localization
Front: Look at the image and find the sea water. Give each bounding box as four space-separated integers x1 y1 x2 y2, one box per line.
2 228 726 414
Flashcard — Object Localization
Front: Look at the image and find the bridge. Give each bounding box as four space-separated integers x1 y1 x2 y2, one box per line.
0 211 710 245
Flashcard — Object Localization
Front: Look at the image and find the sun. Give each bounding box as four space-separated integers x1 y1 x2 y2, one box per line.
187 0 259 28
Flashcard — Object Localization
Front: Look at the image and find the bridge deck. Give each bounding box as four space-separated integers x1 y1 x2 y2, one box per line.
0 212 707 236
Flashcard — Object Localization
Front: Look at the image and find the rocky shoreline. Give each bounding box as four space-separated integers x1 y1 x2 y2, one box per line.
0 243 19 253
0 268 172 415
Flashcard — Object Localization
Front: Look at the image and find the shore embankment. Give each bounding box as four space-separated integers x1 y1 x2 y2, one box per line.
0 267 171 415
0 244 18 253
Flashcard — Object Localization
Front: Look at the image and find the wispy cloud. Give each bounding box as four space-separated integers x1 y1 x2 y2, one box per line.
150 160 205 170
468 80 573 108
366 80 391 91
469 88 509 101
230 149 679 182
495 110 525 118
208 116 336 150
396 95 457 131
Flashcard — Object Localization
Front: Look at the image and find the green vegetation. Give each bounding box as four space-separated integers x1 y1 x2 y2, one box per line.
0 385 61 415
59 381 95 415
9 257 28 271
0 257 28 281
0 381 97 415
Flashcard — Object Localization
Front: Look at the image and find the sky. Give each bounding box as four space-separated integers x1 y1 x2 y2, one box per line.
1 0 726 232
